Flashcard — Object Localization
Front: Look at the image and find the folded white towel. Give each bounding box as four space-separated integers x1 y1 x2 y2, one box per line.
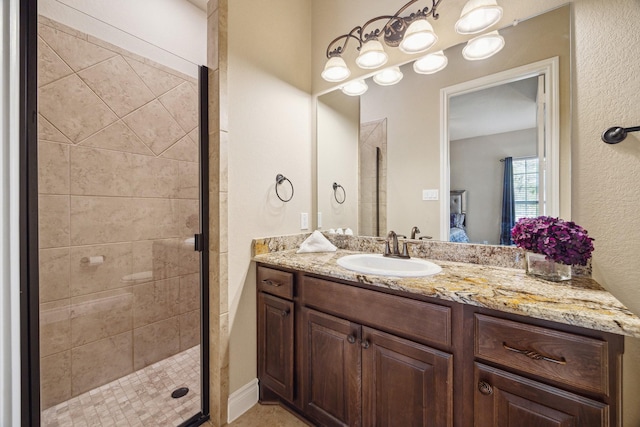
297 230 337 253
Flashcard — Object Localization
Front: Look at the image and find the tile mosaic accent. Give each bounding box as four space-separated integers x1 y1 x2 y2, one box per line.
41 346 201 427
37 16 201 410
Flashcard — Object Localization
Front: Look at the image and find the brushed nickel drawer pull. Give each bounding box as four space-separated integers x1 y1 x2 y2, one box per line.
262 279 282 287
360 339 370 349
281 309 290 317
503 342 567 365
347 335 356 344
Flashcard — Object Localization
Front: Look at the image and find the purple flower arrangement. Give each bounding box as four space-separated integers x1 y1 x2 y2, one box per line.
511 216 594 266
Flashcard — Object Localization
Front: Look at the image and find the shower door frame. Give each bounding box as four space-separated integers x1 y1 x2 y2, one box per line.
18 0 211 424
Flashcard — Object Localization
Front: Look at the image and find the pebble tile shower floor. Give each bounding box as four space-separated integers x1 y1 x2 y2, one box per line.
41 345 201 426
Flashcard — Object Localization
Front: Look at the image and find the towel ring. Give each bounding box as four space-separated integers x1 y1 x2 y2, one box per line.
275 174 294 202
333 182 346 204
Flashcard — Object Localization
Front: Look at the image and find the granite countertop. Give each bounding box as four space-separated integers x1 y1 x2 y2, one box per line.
253 249 640 339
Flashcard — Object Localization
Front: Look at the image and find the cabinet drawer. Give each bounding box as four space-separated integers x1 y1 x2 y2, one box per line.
257 266 294 299
474 314 609 395
301 276 451 347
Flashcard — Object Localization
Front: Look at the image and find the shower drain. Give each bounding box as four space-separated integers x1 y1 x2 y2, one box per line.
171 387 189 399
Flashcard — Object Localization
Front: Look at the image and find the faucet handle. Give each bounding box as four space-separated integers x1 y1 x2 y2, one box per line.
384 241 391 256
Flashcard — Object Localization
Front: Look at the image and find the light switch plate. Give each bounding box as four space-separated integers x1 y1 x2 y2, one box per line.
301 212 309 230
422 189 439 200
317 212 322 228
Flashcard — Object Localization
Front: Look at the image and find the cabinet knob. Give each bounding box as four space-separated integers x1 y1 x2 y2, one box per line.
347 335 356 344
478 381 493 396
360 339 370 349
281 309 290 317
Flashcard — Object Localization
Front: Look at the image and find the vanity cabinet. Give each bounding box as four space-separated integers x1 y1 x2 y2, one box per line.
301 307 453 427
257 266 295 403
471 312 622 427
256 263 624 427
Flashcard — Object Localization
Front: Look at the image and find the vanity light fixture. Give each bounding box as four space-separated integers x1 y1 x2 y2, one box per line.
322 0 442 81
455 0 503 34
398 18 438 54
373 66 404 86
321 56 351 82
462 30 505 60
341 79 369 96
413 50 448 74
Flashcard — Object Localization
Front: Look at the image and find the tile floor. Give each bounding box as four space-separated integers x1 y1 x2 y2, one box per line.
226 403 311 427
41 345 201 426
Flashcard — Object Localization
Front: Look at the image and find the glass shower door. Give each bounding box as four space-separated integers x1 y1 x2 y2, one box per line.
36 15 207 426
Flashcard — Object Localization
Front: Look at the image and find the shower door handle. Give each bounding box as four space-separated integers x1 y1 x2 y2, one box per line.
194 234 205 252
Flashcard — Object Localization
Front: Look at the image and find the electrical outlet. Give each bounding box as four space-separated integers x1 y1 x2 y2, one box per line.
301 213 309 230
317 212 322 228
422 189 439 201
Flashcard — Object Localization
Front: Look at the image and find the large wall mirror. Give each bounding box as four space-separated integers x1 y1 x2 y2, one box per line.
316 4 571 245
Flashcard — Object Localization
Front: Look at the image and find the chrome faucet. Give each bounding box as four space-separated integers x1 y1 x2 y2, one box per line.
384 230 410 259
410 226 421 240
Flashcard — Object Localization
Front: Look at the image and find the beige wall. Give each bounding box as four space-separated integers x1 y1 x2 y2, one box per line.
37 17 200 409
227 0 312 394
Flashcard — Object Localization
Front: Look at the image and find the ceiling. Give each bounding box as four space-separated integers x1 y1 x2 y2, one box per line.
449 76 539 141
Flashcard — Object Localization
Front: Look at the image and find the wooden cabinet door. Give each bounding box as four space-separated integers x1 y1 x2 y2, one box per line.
474 363 608 427
362 327 453 427
302 308 361 427
258 292 294 402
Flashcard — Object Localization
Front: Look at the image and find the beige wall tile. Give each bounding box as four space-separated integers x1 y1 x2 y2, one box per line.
133 317 180 370
132 240 154 282
180 310 200 351
79 120 153 156
130 198 179 241
179 273 200 314
38 141 70 195
70 146 133 196
159 82 199 133
38 23 116 72
69 243 133 296
160 135 199 162
71 332 133 395
188 128 199 144
177 199 199 239
151 239 182 280
38 115 72 144
38 36 73 87
40 351 72 409
70 196 133 245
132 277 180 328
70 288 133 347
130 155 179 198
78 56 155 117
39 74 117 143
123 100 185 155
124 57 186 97
40 248 70 303
39 195 70 249
179 244 200 276
40 299 71 357
178 161 199 199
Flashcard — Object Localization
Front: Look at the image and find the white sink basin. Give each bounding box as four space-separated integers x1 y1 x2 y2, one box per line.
337 254 442 277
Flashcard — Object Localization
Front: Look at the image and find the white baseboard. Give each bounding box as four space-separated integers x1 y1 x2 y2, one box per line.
227 378 259 423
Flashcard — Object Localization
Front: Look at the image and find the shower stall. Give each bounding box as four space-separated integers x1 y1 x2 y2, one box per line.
36 14 208 426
